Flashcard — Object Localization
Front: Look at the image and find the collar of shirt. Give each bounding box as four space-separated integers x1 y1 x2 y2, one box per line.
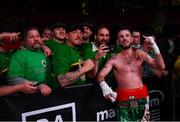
92 42 106 58
53 38 64 44
92 42 98 52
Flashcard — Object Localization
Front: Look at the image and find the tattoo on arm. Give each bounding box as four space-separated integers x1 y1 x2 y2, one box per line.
58 70 81 86
100 64 112 77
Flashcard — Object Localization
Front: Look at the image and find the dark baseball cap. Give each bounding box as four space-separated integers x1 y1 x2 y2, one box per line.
66 24 83 33
51 22 66 30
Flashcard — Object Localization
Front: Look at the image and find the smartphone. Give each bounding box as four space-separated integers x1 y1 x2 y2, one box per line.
34 82 42 86
108 45 117 52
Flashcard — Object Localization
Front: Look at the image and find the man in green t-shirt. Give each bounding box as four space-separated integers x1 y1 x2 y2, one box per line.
8 26 52 96
0 32 21 81
83 25 121 85
45 22 67 55
0 32 27 97
52 24 94 88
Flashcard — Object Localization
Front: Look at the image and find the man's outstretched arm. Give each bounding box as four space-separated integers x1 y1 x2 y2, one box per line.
97 59 117 102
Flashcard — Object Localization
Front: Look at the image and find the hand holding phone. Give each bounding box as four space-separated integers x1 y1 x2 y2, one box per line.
34 82 42 86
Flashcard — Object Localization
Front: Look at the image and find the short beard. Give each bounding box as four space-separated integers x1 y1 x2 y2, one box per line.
32 42 41 50
120 44 132 50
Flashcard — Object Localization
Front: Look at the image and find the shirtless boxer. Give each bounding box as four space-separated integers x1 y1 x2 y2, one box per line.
97 27 165 121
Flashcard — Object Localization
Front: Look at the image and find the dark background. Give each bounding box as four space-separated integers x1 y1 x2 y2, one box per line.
0 0 179 27
0 0 179 120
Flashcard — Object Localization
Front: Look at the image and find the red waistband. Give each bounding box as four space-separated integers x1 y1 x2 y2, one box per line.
115 85 148 102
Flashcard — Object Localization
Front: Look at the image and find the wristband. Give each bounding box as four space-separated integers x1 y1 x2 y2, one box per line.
152 44 160 55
